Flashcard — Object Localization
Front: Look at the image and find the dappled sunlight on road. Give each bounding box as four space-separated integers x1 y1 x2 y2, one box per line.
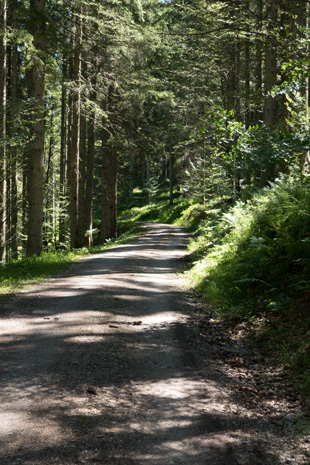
0 224 287 464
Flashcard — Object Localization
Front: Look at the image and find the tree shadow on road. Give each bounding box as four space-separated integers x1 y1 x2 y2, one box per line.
0 224 299 464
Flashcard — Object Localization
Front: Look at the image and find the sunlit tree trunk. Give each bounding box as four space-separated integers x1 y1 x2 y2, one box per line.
26 0 45 257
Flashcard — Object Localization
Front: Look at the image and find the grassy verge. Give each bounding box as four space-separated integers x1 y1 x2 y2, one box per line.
0 223 143 297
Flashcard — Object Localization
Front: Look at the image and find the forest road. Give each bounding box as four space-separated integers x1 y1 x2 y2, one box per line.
0 223 278 465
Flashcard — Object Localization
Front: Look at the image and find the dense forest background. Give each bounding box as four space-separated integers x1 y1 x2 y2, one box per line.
0 0 309 259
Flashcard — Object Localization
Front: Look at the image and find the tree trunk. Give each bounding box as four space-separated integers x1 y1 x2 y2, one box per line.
8 1 18 259
84 73 97 248
69 12 82 249
59 58 67 245
76 54 87 248
263 4 278 128
254 0 263 124
26 0 45 257
304 1 310 171
77 100 86 248
0 0 7 261
101 144 117 241
101 93 117 241
244 0 250 127
169 152 174 206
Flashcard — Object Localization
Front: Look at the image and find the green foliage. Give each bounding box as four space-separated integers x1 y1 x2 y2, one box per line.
200 109 310 192
185 176 310 318
119 189 189 224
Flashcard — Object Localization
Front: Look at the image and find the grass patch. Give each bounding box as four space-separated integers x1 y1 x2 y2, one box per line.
118 190 190 224
0 251 79 296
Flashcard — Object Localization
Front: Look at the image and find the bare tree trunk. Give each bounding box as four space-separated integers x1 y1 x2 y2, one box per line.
304 1 310 172
263 4 278 128
244 0 250 127
69 12 82 249
145 157 150 204
169 152 174 206
101 143 117 241
44 110 55 246
59 58 67 245
0 0 7 261
129 157 134 201
101 91 117 241
77 102 86 247
76 53 87 248
8 1 18 259
84 70 97 248
26 0 45 257
254 0 263 124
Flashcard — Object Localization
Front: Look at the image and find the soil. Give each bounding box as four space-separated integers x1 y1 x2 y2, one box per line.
0 223 309 465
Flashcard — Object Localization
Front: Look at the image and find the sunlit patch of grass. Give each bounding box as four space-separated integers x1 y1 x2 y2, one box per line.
0 251 79 296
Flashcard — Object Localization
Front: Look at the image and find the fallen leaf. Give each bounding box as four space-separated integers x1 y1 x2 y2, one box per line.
43 317 51 320
109 324 119 329
133 321 142 326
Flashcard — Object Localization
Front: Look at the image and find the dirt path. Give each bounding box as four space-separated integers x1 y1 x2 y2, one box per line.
0 223 309 465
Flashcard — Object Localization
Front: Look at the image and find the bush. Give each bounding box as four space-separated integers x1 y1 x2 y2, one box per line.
185 176 310 318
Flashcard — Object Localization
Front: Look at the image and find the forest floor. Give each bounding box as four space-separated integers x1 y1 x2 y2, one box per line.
0 223 309 465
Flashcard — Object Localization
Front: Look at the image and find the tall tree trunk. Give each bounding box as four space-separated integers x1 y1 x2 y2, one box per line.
45 110 55 246
263 4 278 128
101 143 117 241
84 72 97 248
26 0 45 257
0 0 7 261
76 53 87 248
304 0 310 171
169 152 174 206
69 12 82 249
8 1 18 259
101 92 117 241
244 0 250 127
254 0 263 124
59 58 67 244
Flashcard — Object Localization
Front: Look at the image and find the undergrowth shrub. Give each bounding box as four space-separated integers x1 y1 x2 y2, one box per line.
186 176 310 319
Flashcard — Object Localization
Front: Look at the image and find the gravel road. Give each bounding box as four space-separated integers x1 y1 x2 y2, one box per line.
0 223 308 465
